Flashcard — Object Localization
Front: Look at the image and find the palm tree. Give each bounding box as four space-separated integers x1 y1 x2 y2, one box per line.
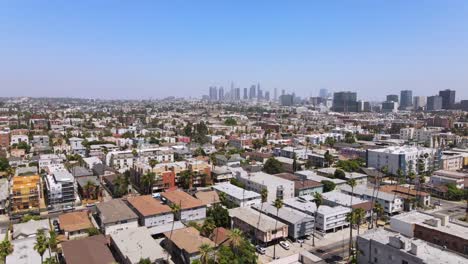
345 210 357 255
141 172 155 195
42 257 59 264
272 198 283 260
374 202 384 227
312 192 323 247
34 230 48 263
227 228 243 254
47 230 58 259
166 203 181 262
406 172 416 210
255 188 268 247
83 180 94 200
0 237 13 263
149 159 158 170
346 178 357 256
354 208 366 235
199 243 214 264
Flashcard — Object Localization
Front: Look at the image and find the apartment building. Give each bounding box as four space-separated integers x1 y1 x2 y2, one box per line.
96 199 139 235
357 228 467 264
430 170 466 189
366 146 438 175
161 190 206 222
234 171 295 203
212 182 261 207
45 170 76 208
126 195 173 227
10 174 41 214
340 185 404 215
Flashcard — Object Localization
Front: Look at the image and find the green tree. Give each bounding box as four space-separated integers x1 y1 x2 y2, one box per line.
0 157 10 172
86 227 100 236
344 132 356 144
321 180 336 193
272 198 283 260
0 236 13 263
224 118 237 126
334 169 346 180
207 204 229 228
201 218 216 237
199 243 214 264
141 172 156 194
324 150 334 167
149 159 158 170
324 137 336 148
312 192 323 247
138 258 151 264
34 230 48 263
227 228 243 255
374 202 384 227
262 157 283 174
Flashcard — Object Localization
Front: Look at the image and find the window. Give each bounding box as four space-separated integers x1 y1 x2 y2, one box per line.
402 260 408 264
374 257 378 263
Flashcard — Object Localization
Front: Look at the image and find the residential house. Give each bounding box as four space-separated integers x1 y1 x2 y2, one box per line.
275 172 323 196
161 190 206 222
96 199 139 235
126 195 173 227
163 227 216 264
62 235 116 264
58 211 94 240
111 227 165 264
212 182 261 207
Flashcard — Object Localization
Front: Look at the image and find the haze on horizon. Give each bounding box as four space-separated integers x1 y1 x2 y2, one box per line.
1 1 467 101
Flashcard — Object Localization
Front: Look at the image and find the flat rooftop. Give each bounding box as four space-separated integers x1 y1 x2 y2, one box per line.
212 182 260 200
229 207 287 232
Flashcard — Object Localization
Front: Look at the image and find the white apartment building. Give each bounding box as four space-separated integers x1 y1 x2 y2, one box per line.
340 185 404 215
106 147 174 172
10 134 29 145
234 170 294 203
212 182 261 207
161 190 206 222
366 146 438 176
283 195 351 232
430 170 466 189
96 199 139 235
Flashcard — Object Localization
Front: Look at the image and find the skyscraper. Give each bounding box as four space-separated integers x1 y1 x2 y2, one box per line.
427 95 443 111
249 85 256 99
438 89 456 109
386 94 399 103
218 87 224 101
274 88 278 101
209 86 218 101
332 92 358 112
265 91 270 101
413 96 426 110
243 88 248 100
234 88 241 101
400 90 413 109
319 88 329 98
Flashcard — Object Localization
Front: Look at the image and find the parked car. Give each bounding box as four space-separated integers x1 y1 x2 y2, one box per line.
256 245 266 255
279 241 290 250
296 239 304 244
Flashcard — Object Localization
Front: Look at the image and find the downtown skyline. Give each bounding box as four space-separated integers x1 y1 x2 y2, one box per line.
1 1 468 100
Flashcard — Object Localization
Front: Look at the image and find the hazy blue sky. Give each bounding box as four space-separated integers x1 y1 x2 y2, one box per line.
1 1 467 100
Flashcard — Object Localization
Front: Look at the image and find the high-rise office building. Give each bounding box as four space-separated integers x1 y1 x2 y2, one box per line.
234 88 241 101
438 89 456 109
282 89 285 96
332 91 358 112
274 88 278 101
209 86 218 101
249 85 256 99
319 88 329 98
413 96 426 110
265 91 270 101
427 95 443 111
382 101 399 113
386 94 399 103
218 87 224 101
243 88 248 100
280 94 294 106
400 90 413 109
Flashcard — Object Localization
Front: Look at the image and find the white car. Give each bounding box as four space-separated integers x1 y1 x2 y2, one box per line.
256 245 266 255
279 241 290 250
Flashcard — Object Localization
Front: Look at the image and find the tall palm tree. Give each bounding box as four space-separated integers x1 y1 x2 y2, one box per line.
166 203 181 262
255 188 268 247
406 172 416 210
47 230 58 259
353 208 366 235
0 237 13 263
346 178 356 256
141 172 155 195
34 230 48 263
312 192 323 247
272 198 283 260
228 228 244 255
373 202 384 227
199 243 214 264
345 210 357 255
